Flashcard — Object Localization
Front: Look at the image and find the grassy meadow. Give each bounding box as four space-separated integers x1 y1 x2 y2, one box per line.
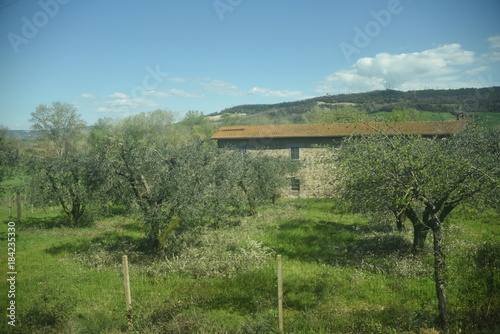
369 111 457 122
1 198 499 333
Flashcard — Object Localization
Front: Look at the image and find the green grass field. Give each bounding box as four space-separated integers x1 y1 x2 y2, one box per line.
0 199 499 333
368 111 457 122
473 112 500 127
369 110 500 128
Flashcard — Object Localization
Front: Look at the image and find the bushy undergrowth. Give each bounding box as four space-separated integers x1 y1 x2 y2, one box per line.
73 231 145 270
138 230 274 281
162 232 273 278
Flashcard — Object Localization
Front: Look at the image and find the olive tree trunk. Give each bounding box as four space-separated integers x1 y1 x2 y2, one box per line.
431 222 449 333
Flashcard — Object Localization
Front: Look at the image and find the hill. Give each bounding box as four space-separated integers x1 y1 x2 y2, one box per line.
5 129 37 140
210 87 500 126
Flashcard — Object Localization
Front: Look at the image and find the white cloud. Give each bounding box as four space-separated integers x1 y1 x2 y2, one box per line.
97 107 120 113
489 52 500 62
79 93 95 99
167 89 204 98
105 92 128 99
325 70 385 92
465 66 490 75
319 44 481 93
141 90 170 98
197 79 245 96
96 98 159 113
195 78 306 99
248 87 268 95
481 35 500 62
166 77 187 83
488 35 500 49
249 87 304 99
143 89 204 98
105 99 133 107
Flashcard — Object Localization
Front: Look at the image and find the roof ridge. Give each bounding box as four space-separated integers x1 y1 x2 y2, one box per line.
212 121 469 140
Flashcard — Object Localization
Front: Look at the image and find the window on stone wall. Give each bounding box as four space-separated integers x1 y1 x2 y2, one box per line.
290 147 299 160
291 178 300 191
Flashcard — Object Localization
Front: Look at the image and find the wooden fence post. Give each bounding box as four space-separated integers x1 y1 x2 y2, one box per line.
8 190 12 218
277 254 284 333
122 255 132 330
16 190 22 220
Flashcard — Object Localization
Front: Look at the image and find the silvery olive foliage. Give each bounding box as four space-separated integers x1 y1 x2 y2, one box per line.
27 150 109 227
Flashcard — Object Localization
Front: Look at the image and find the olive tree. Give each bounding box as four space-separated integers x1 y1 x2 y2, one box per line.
236 152 299 215
27 151 108 227
104 141 242 252
334 125 499 332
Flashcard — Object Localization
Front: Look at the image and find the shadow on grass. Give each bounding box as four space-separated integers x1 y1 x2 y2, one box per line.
9 213 96 229
330 303 438 333
348 233 412 255
45 231 142 255
264 217 412 264
264 218 358 262
15 215 69 229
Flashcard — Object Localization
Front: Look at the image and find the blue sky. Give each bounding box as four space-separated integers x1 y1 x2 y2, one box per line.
1 0 499 130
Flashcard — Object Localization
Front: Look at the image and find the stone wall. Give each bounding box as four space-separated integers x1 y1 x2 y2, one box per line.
247 146 335 199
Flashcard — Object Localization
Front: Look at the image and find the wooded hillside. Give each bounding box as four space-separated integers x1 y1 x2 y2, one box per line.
212 87 500 125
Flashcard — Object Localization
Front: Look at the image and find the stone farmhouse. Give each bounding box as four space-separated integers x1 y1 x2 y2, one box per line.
211 121 469 198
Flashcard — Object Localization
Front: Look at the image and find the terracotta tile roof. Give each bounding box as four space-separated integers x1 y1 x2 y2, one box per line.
211 121 468 140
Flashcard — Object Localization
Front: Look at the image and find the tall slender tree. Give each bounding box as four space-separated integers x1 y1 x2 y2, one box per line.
30 102 86 156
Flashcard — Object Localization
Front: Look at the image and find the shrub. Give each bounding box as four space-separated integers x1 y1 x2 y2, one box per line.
163 229 273 278
73 233 145 270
